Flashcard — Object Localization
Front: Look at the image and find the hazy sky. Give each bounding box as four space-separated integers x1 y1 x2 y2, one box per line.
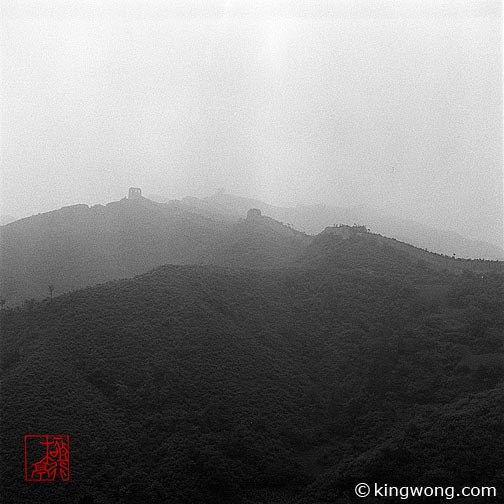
2 0 502 246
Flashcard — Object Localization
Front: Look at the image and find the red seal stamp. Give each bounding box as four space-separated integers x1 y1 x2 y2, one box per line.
24 435 70 481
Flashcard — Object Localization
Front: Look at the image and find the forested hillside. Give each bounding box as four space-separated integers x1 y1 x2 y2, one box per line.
1 240 502 503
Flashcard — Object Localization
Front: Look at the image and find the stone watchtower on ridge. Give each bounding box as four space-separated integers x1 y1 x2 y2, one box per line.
128 187 142 199
247 208 262 219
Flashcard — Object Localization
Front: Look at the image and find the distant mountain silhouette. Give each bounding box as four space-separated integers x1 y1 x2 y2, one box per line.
151 191 504 260
2 194 503 306
0 197 230 305
0 197 312 305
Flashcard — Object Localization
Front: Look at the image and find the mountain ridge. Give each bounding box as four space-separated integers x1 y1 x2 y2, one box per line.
1 195 502 306
150 191 504 260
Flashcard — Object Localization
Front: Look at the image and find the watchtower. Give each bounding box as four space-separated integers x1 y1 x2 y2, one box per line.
247 208 262 219
128 187 142 199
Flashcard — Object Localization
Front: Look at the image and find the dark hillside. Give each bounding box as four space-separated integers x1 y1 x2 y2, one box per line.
1 247 503 503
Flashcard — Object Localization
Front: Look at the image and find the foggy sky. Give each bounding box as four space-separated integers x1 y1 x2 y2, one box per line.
2 0 502 247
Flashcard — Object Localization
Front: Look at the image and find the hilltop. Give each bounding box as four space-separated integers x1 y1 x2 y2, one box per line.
302 225 504 275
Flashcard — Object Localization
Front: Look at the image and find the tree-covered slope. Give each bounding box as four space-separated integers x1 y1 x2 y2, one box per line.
1 251 503 503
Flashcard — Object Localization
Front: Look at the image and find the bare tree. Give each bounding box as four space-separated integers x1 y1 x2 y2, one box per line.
48 284 55 301
0 298 5 311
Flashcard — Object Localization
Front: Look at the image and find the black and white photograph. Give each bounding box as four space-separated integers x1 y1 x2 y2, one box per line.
1 1 503 503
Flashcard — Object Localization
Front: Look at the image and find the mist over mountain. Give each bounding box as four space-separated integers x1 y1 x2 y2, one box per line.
1 193 502 307
0 196 228 305
151 191 504 260
0 194 310 305
3 1 502 251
